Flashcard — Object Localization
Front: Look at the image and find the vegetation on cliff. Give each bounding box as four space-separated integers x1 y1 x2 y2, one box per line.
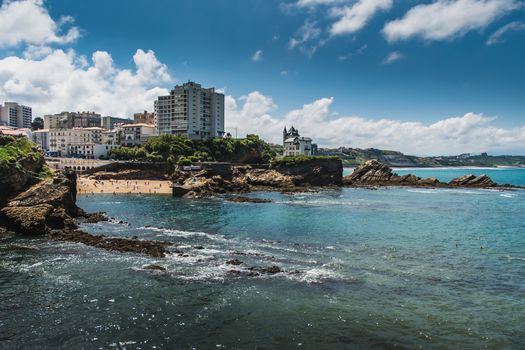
0 136 53 204
109 134 276 165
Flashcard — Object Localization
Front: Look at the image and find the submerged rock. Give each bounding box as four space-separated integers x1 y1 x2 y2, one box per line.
49 229 169 258
226 197 272 203
143 264 167 271
226 259 243 265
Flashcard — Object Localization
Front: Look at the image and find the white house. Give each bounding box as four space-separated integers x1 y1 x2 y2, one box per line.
282 126 314 156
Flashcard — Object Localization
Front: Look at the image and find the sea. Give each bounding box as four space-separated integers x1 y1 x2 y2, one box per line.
1 168 524 349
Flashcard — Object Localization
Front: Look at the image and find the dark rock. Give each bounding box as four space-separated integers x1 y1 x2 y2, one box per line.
48 229 169 258
84 212 108 223
193 245 205 250
226 197 272 203
344 160 507 189
143 264 166 271
248 265 282 274
226 259 243 265
449 174 497 187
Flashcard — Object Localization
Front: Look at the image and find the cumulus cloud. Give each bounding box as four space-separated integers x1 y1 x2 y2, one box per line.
0 48 172 117
486 21 525 45
381 51 403 64
225 92 525 155
330 0 393 36
383 0 521 42
0 0 80 48
251 49 263 62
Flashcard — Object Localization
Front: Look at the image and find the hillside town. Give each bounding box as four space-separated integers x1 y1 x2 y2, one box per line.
1 81 317 163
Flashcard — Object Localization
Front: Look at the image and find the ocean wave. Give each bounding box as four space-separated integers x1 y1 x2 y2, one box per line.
299 268 342 284
139 226 226 241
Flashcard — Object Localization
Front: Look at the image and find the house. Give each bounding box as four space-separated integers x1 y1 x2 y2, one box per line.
282 126 315 156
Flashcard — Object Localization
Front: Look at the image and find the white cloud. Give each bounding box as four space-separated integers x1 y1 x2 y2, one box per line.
252 49 263 62
289 19 321 49
383 0 521 42
225 92 525 155
0 48 172 117
0 0 80 48
486 21 525 45
381 51 403 64
296 0 341 7
288 20 327 56
330 0 393 36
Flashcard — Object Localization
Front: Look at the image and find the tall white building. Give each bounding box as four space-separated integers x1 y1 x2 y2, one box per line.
154 82 225 139
0 102 32 128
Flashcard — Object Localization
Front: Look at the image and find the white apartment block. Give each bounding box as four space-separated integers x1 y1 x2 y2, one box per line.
154 81 225 139
48 127 112 159
120 123 156 146
0 102 32 129
283 126 314 156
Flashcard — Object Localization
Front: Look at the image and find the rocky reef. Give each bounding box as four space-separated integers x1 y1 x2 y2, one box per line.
172 158 343 198
343 159 518 189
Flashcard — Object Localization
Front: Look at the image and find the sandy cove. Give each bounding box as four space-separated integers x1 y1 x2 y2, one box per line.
77 177 172 194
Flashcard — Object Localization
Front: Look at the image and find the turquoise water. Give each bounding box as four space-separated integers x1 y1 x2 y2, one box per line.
1 185 525 349
343 167 525 186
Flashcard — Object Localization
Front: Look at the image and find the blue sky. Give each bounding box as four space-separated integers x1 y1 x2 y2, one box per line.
0 0 524 154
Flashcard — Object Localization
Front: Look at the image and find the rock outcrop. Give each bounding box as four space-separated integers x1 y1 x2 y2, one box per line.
0 169 170 257
448 174 497 187
172 158 343 198
344 159 518 189
0 169 83 235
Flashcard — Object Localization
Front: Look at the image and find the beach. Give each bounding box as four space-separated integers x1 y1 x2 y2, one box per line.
77 177 172 194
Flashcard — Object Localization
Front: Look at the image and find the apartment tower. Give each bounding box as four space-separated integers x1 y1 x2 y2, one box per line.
154 82 224 139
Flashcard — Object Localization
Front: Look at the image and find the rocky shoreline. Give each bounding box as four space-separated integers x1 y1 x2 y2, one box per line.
343 159 522 189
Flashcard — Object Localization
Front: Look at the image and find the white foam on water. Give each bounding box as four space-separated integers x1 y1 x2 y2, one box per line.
139 226 226 241
406 189 440 194
299 268 341 284
499 193 516 198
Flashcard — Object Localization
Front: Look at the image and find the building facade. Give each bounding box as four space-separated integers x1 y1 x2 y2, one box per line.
101 116 133 130
44 111 101 129
33 129 50 151
120 124 156 146
133 110 155 125
282 126 314 156
154 82 225 139
48 127 111 159
0 102 32 128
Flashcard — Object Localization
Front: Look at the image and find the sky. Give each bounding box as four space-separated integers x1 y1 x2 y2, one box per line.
0 0 524 155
